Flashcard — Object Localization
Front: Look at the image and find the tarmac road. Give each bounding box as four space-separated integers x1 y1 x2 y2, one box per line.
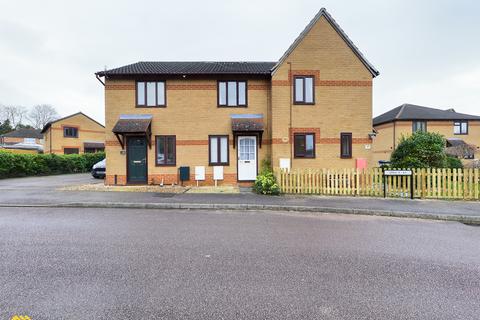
0 206 479 319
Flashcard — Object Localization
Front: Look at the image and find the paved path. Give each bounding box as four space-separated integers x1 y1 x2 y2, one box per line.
0 207 479 319
0 174 479 220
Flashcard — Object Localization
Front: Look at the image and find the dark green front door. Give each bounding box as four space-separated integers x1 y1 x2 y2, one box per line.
127 136 147 184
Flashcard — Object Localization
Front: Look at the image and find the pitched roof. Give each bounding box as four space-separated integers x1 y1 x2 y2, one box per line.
96 61 276 77
96 8 378 78
373 104 480 126
1 128 43 139
41 112 105 134
272 8 379 77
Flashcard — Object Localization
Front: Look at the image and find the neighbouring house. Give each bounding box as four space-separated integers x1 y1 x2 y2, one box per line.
96 8 379 186
0 128 44 153
372 104 480 164
41 112 105 154
0 128 44 146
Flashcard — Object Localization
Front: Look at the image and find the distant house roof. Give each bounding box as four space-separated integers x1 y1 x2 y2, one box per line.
96 61 276 77
96 8 378 78
0 128 43 139
373 104 480 126
41 112 105 134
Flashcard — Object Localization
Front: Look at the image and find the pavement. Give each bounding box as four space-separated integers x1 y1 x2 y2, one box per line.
1 206 479 319
1 174 480 224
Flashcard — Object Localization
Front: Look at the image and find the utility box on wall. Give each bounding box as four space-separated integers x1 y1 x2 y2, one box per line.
179 166 190 182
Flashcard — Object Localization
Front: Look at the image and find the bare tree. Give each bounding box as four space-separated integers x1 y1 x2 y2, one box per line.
0 105 28 128
28 104 59 129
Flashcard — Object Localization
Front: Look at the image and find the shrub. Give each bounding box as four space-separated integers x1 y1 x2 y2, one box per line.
253 159 280 195
391 131 447 168
0 151 105 179
446 155 463 169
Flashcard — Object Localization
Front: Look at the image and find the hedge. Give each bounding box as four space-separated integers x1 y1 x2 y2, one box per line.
0 151 105 179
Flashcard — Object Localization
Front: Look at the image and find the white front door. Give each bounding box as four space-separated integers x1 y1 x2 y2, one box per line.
238 136 257 181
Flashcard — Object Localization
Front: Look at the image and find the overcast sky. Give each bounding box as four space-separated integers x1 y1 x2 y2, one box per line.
1 0 479 124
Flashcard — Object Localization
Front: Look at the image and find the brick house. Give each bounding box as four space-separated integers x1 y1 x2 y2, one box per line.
372 104 480 164
96 8 379 186
0 128 43 146
41 112 105 154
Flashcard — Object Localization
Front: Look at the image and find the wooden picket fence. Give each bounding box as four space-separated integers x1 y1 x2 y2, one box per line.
277 168 480 200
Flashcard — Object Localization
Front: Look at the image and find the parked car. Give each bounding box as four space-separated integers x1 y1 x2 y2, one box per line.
91 159 106 179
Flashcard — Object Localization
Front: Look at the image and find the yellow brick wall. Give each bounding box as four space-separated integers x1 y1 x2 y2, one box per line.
271 16 374 169
43 113 105 154
104 14 376 185
104 79 271 185
373 120 480 163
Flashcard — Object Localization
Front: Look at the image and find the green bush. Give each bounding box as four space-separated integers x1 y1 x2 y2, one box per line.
0 151 105 179
446 155 463 169
391 131 446 168
390 131 465 168
253 159 280 195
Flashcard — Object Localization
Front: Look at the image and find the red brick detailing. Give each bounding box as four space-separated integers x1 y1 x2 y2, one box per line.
271 80 290 86
107 173 250 187
149 174 178 185
272 77 371 87
318 138 339 144
105 140 121 146
105 175 127 185
353 138 372 144
272 130 371 145
289 70 320 82
105 84 135 90
167 84 216 90
53 127 104 134
176 140 209 146
106 83 269 91
318 80 372 87
248 84 269 90
289 128 321 143
149 173 239 186
271 138 287 144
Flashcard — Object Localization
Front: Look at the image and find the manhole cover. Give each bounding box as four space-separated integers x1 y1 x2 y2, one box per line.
152 193 177 198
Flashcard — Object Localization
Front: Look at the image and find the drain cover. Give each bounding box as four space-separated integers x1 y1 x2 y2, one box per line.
152 193 177 198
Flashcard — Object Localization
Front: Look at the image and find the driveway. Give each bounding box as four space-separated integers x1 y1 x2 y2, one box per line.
0 174 479 221
0 207 478 319
0 173 97 190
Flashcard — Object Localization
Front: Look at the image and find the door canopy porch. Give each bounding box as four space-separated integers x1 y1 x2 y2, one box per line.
231 114 264 148
112 114 152 149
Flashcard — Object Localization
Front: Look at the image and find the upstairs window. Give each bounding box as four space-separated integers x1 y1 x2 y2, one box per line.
294 76 314 104
209 135 229 165
412 121 427 133
218 81 247 107
340 133 352 159
137 81 166 107
454 121 468 135
294 133 315 158
63 126 78 138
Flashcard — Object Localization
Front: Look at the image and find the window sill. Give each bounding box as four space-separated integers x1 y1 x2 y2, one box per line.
217 105 248 108
136 105 167 108
209 163 230 166
293 102 315 106
155 164 176 167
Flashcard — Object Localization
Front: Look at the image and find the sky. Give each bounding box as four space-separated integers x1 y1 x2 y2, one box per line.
1 0 479 124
